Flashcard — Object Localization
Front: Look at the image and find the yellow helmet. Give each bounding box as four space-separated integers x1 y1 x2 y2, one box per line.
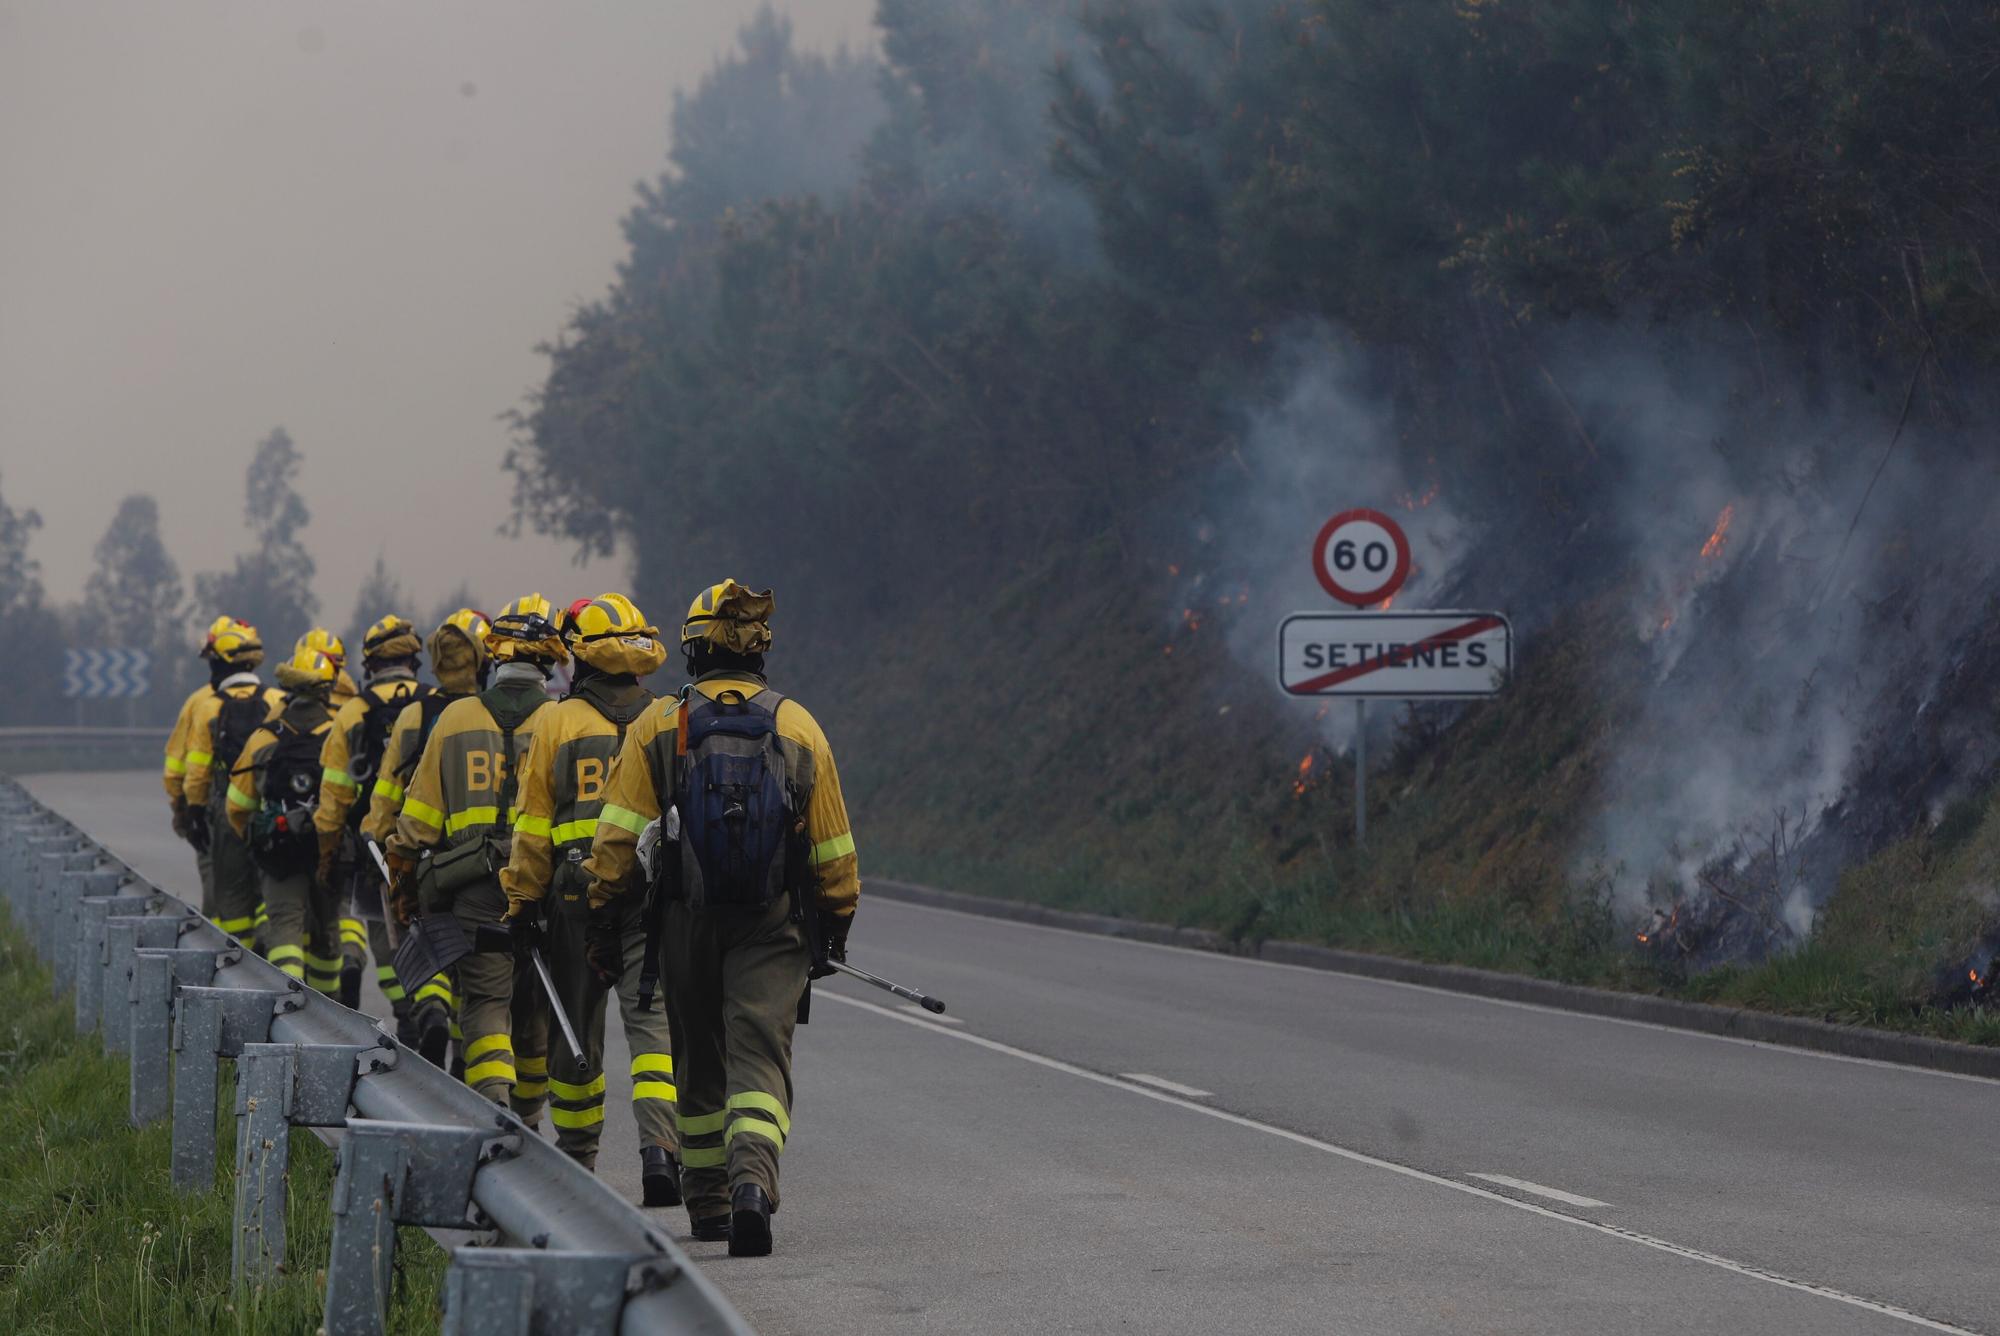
563 592 669 676
681 580 774 654
486 593 569 664
360 613 422 662
429 607 491 694
208 624 265 669
274 644 337 691
298 626 346 667
199 614 242 656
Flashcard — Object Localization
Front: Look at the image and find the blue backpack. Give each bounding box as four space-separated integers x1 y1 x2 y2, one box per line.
672 688 807 910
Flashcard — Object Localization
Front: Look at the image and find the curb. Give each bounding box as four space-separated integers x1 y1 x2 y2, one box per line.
868 878 2000 1082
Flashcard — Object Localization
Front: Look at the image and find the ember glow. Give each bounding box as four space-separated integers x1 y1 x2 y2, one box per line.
1700 504 1736 560
1293 753 1315 797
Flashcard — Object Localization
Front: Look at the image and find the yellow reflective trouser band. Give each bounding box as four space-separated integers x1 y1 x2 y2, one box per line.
811 831 856 866
677 1105 727 1167
550 817 598 844
373 776 405 803
216 915 255 935
402 798 445 830
726 1091 791 1134
513 813 552 838
552 1104 606 1128
269 944 305 980
376 966 406 1002
450 1019 463 1040
464 1034 516 1086
415 976 453 1006
340 918 367 947
444 806 500 836
678 1146 727 1168
549 1074 606 1101
676 1109 727 1136
254 902 270 925
597 803 651 836
514 1055 548 1098
631 1052 675 1102
728 1117 783 1151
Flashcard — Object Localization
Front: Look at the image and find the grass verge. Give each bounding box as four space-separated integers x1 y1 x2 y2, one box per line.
0 902 446 1334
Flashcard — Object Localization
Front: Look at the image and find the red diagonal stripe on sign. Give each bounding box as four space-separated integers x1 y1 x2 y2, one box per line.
1286 615 1505 694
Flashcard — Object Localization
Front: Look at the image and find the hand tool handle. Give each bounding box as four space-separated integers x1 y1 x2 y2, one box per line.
830 959 947 1015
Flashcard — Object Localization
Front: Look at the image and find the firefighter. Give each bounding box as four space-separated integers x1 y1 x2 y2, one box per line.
302 625 359 709
500 593 680 1205
386 596 562 1121
164 614 246 919
226 645 341 992
181 623 285 946
314 615 429 1016
364 608 490 1066
584 580 859 1255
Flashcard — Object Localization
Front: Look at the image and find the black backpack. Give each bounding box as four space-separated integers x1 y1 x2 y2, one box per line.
248 721 323 875
672 689 808 910
348 681 428 828
213 690 268 771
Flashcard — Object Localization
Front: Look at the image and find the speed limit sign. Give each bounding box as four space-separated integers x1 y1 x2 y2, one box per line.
1312 508 1411 607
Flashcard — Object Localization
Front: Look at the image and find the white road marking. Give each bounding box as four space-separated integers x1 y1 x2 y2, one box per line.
1120 1072 1213 1098
823 989 1983 1336
1469 1173 1610 1209
876 898 2000 1088
904 1004 963 1025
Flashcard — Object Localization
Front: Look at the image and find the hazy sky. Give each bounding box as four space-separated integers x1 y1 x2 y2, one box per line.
0 0 875 627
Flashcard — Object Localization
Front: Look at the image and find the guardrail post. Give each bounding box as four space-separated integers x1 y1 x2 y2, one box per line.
326 1120 507 1336
441 1249 650 1336
103 916 182 1051
34 844 90 960
171 985 294 1190
73 889 150 1032
129 946 220 1126
54 866 121 995
233 1041 382 1287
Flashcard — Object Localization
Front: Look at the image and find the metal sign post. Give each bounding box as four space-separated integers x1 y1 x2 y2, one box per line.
1354 699 1367 847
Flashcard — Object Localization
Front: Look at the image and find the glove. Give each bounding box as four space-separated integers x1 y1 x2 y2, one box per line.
184 803 211 854
385 850 418 926
585 900 624 988
315 829 342 889
810 911 851 980
170 797 190 841
502 897 542 959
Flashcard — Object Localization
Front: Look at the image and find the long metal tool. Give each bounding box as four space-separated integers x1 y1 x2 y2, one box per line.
528 944 585 1058
363 838 402 947
831 959 947 1014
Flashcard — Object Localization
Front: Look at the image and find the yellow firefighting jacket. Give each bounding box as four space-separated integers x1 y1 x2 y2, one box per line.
582 674 859 918
226 704 336 841
315 669 426 836
162 682 213 801
388 675 552 860
332 668 358 709
499 685 654 917
181 677 285 808
360 695 435 845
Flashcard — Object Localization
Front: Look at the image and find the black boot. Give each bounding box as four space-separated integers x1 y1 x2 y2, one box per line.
728 1184 773 1257
641 1146 682 1207
414 1003 451 1069
339 962 363 1010
392 1003 417 1047
689 1213 730 1242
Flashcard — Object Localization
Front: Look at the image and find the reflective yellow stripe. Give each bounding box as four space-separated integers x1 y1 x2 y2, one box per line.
340 919 368 947
597 804 651 836
513 1080 547 1099
551 1104 607 1129
513 813 552 839
550 817 598 845
677 1109 727 1136
276 960 305 981
373 777 405 803
267 944 305 963
632 1079 678 1103
227 785 257 811
464 1032 512 1061
402 797 445 830
464 1059 516 1086
415 979 453 1006
185 749 213 768
725 1090 791 1135
216 916 255 934
516 1055 547 1076
549 1074 606 1101
254 902 270 925
631 1053 673 1076
322 767 355 790
444 806 500 836
728 1116 785 1152
811 831 856 866
378 967 406 1003
678 1145 727 1168
164 756 188 775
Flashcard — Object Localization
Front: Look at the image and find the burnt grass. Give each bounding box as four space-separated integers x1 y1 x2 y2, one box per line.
811 550 2000 1048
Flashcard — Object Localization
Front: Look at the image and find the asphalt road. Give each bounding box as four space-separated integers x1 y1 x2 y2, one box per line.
25 771 1998 1336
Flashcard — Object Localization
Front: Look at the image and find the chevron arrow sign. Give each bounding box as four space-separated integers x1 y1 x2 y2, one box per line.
62 648 153 699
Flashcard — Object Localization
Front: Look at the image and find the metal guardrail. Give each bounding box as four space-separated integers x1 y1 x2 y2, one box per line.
0 776 754 1336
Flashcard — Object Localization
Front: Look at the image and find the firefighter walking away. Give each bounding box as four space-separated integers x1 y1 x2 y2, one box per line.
585 579 860 1255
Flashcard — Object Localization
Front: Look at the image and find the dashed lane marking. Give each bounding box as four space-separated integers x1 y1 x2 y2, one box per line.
1469 1173 1611 1209
821 989 1984 1336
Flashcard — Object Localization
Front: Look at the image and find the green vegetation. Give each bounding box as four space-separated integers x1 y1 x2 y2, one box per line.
0 905 446 1333
505 5 2000 1043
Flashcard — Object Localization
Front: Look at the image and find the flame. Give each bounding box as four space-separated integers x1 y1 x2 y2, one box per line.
1700 504 1736 560
1380 594 1396 611
1181 608 1203 632
1292 752 1315 797
1398 482 1441 511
